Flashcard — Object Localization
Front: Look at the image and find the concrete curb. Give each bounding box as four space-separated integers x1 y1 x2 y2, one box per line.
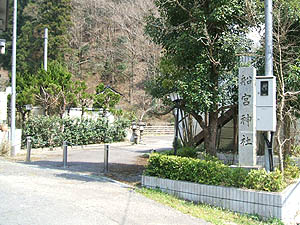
142 175 300 223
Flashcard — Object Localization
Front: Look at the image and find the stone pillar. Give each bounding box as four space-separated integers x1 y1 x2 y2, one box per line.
238 67 257 166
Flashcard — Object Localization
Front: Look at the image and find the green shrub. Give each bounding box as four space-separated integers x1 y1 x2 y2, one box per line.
176 147 199 158
291 145 300 157
23 116 130 148
160 146 200 158
244 169 285 192
0 140 10 156
144 154 246 187
144 154 288 192
284 158 300 180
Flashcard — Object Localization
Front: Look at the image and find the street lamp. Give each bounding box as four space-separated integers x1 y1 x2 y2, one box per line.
170 92 182 155
10 0 17 156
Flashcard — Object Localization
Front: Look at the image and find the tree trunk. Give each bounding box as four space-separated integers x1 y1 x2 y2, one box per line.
205 111 218 156
129 60 134 105
283 115 291 163
203 127 209 153
233 107 238 155
275 107 285 173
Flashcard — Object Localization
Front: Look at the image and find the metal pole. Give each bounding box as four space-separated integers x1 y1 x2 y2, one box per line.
26 136 32 162
174 106 179 155
268 132 275 171
264 136 271 171
104 144 109 173
10 0 18 156
63 141 68 168
265 0 273 77
265 0 275 171
44 28 48 71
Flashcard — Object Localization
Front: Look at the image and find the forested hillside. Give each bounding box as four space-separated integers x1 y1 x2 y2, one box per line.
69 0 161 106
0 0 163 121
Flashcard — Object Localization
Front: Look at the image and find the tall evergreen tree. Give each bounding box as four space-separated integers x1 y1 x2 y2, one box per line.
145 0 257 155
17 0 72 74
0 0 31 70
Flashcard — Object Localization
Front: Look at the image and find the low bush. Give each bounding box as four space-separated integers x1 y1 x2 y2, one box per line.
284 158 300 181
0 140 10 156
144 154 290 192
23 116 130 148
144 154 248 188
291 145 300 157
244 169 285 192
160 146 199 158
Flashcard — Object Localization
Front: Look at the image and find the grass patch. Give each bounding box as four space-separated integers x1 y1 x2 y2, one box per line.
136 187 283 225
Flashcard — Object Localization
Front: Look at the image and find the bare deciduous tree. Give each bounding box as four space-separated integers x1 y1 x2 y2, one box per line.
272 0 300 173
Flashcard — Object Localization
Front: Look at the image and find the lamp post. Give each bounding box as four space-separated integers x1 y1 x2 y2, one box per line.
170 92 182 155
44 28 48 71
10 0 17 156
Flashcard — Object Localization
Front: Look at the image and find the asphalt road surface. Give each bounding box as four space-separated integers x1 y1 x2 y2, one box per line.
0 137 210 225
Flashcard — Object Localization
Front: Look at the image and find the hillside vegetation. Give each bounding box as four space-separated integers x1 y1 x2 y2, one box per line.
0 0 164 122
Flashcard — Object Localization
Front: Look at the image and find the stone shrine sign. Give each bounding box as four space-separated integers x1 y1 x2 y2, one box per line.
239 67 257 166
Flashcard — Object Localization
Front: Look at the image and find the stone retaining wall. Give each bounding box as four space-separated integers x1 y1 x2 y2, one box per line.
142 175 300 223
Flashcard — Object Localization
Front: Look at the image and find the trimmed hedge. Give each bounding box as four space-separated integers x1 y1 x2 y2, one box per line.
161 146 199 158
23 116 130 148
144 154 287 192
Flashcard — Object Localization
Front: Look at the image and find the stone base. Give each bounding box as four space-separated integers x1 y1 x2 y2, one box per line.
229 165 262 171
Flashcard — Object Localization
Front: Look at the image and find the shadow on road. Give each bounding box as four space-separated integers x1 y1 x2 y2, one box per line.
134 147 172 154
19 160 147 184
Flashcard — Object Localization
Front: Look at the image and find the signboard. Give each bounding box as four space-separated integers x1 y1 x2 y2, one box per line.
238 67 257 166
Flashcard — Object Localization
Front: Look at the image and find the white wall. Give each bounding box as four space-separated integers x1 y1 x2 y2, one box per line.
0 92 8 122
31 106 114 123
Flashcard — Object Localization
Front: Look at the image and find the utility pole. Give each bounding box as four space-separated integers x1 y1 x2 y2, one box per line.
264 0 274 171
10 0 17 156
44 28 48 71
265 0 273 77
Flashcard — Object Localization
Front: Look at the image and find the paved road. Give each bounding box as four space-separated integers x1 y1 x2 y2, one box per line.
0 136 211 225
0 159 210 225
14 136 175 184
